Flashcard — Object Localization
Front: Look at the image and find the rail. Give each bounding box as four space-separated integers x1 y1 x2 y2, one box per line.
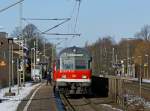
60 93 101 111
82 97 100 111
59 94 76 111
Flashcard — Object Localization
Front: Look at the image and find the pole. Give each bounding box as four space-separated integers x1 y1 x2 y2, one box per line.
139 56 142 98
18 0 25 87
127 40 130 77
144 64 146 79
36 38 38 65
17 59 20 94
44 39 46 64
146 55 149 79
44 39 46 57
21 1 25 87
34 41 36 70
31 49 33 73
131 57 135 78
8 41 11 93
115 54 118 64
11 41 14 86
112 48 115 66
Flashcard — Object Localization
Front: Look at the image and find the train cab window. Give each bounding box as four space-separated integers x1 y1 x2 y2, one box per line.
75 58 88 70
61 57 74 70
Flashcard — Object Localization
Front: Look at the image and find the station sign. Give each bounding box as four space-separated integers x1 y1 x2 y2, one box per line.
63 53 83 57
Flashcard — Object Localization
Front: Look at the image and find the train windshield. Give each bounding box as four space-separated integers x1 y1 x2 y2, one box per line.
61 57 74 70
75 58 87 69
60 56 89 70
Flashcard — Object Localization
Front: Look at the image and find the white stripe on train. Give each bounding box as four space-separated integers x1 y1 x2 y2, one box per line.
56 79 91 82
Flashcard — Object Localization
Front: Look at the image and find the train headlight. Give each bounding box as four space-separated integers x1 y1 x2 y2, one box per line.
72 74 76 78
62 75 66 79
82 75 87 79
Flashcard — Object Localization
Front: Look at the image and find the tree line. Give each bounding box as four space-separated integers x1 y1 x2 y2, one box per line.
86 25 150 79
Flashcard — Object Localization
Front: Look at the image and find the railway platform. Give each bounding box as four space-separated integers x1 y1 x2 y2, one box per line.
14 77 150 111
17 82 58 111
16 81 123 111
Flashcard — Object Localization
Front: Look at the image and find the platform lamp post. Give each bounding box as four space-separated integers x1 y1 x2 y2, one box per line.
5 38 15 96
145 54 149 79
31 48 35 71
138 56 142 98
31 47 36 76
11 38 14 87
8 38 13 93
131 57 135 78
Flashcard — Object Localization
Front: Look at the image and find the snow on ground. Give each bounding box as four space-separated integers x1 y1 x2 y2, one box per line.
101 95 150 110
101 104 123 111
125 94 150 109
0 83 40 111
129 78 150 83
142 79 150 83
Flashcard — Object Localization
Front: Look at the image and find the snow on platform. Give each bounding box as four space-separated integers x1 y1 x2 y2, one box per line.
0 83 40 111
142 79 150 83
128 78 150 83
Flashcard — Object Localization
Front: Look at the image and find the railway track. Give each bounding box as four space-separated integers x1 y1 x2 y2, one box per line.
124 81 150 101
59 93 121 111
126 81 150 91
60 93 101 111
82 97 101 111
59 94 75 111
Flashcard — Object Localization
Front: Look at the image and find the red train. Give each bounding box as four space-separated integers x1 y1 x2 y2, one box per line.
53 46 92 94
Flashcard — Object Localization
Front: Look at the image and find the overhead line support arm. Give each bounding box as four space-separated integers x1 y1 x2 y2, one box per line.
0 0 24 13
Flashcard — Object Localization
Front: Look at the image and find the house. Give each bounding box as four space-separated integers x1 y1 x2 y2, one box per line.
0 32 28 87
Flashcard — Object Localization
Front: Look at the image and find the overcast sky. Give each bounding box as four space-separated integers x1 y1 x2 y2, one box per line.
0 0 150 47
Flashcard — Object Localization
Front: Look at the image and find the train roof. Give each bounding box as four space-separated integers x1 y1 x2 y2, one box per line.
58 46 91 57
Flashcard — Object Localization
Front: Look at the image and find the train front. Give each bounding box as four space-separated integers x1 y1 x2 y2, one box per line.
53 46 92 95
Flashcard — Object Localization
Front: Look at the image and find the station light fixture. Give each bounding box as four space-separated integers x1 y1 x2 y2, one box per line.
0 60 6 66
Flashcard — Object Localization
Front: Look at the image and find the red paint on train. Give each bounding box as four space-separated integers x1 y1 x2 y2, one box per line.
53 68 91 80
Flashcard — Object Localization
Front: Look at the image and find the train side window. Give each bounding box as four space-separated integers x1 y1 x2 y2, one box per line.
88 57 92 69
88 61 90 69
56 60 60 70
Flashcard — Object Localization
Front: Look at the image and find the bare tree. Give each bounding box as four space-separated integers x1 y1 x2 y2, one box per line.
86 36 115 75
11 27 22 38
135 25 150 41
22 24 39 39
22 24 42 50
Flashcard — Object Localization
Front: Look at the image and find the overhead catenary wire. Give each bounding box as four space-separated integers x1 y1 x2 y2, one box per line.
41 18 71 34
43 33 81 36
21 0 81 47
22 18 72 36
67 0 81 45
22 18 70 21
67 0 80 36
67 0 77 38
0 0 24 13
73 0 81 34
22 18 81 37
21 1 81 38
22 18 43 34
70 0 78 19
44 37 68 40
